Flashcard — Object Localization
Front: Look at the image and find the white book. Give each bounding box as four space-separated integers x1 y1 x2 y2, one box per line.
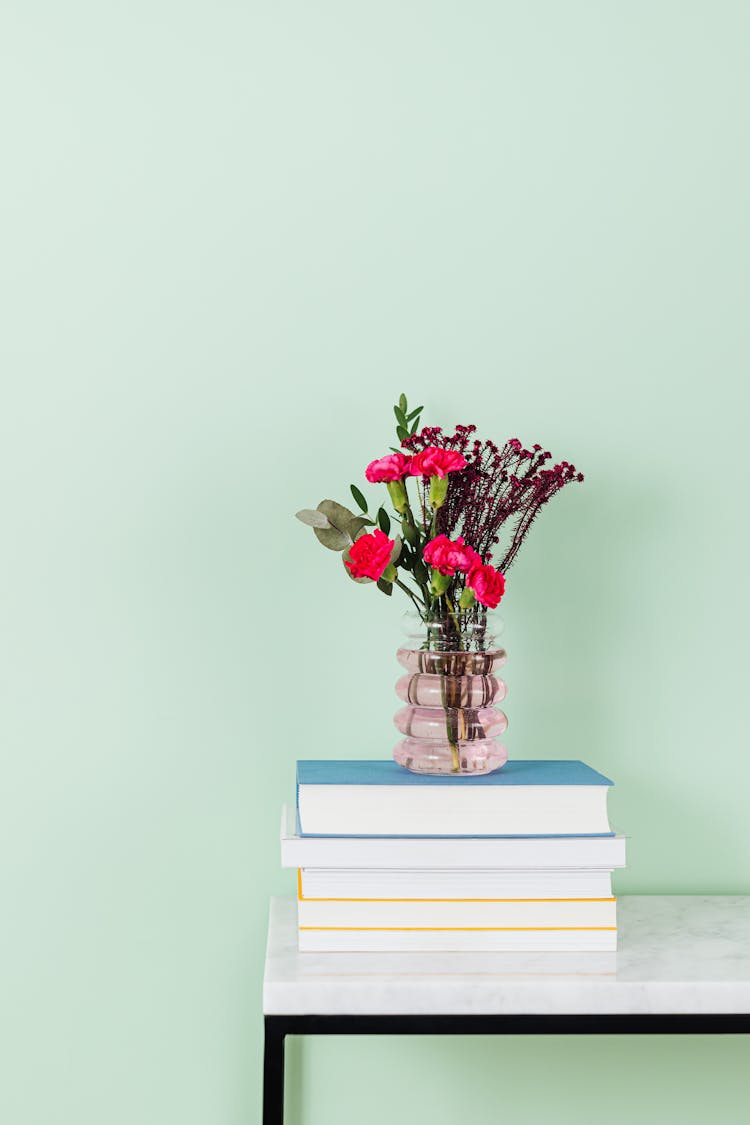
296 759 613 837
298 867 614 899
297 898 617 928
298 928 618 952
281 807 627 869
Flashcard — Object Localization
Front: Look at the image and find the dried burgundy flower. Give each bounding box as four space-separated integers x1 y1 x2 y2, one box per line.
403 423 583 572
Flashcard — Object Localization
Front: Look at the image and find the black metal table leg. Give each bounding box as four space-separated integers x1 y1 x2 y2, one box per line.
263 1017 286 1125
261 1011 750 1120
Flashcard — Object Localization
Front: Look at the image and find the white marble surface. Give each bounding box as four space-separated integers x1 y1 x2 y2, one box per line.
263 895 750 1015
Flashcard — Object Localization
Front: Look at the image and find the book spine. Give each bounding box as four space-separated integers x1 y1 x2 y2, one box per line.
297 898 617 928
298 930 618 952
281 836 627 869
298 869 615 900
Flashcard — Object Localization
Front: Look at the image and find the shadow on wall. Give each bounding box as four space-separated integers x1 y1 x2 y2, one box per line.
500 475 724 889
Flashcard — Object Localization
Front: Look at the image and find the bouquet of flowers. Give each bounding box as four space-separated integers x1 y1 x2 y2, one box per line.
296 393 583 641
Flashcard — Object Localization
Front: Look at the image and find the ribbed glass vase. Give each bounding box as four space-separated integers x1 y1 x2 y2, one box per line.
393 608 508 776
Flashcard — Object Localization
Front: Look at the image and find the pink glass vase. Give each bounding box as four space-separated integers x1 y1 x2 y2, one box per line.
393 609 508 776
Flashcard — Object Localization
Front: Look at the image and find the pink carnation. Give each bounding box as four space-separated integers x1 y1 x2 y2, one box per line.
408 447 467 478
344 528 394 581
365 453 412 483
467 563 506 609
423 535 479 577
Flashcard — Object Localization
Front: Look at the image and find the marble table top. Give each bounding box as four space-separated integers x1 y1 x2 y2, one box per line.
263 895 750 1015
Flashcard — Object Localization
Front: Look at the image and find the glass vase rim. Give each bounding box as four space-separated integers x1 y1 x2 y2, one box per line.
399 606 504 652
400 607 504 628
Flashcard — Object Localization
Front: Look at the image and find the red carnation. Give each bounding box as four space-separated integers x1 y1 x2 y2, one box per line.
344 528 394 581
408 447 467 478
423 535 479 577
365 453 412 483
466 563 506 608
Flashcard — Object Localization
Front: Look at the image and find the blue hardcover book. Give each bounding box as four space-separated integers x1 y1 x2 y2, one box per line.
296 759 614 838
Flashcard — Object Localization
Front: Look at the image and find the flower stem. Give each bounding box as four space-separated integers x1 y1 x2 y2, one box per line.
446 595 467 770
440 667 462 773
402 505 432 607
394 577 425 613
416 486 428 531
445 595 464 651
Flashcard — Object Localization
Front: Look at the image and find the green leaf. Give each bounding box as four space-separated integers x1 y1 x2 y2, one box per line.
393 405 407 428
376 578 393 596
377 507 391 534
350 484 368 512
398 393 407 412
295 508 331 529
399 551 413 570
407 406 423 420
409 417 419 434
313 499 360 551
414 559 429 585
389 446 401 454
396 425 409 442
402 519 419 547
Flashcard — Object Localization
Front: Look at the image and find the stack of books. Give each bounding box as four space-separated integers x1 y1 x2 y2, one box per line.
281 759 626 952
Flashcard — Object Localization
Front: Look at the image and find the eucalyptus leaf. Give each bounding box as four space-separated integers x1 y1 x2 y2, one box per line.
317 499 358 531
376 578 393 596
377 507 391 534
295 508 331 529
347 516 371 539
314 526 351 551
314 499 360 551
350 484 368 512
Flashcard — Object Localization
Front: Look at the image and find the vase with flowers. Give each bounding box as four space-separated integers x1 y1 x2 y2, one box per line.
296 395 582 775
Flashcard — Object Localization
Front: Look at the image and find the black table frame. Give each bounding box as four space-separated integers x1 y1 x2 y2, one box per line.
262 1012 750 1125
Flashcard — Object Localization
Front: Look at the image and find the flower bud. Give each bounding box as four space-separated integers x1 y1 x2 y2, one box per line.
428 475 449 509
458 586 476 610
386 478 409 514
430 568 452 597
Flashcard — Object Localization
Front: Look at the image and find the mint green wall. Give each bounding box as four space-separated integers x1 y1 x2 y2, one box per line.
3 2 749 1123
